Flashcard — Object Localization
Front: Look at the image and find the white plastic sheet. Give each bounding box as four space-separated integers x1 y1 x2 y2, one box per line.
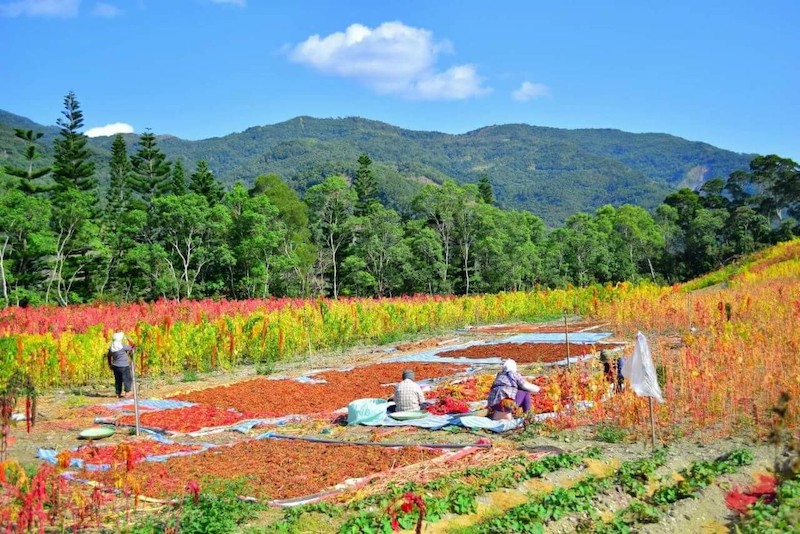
622 332 664 403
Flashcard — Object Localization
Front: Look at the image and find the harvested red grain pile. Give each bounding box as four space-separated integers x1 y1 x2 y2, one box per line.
103 439 441 499
173 362 466 416
69 441 203 466
116 405 250 433
315 362 465 388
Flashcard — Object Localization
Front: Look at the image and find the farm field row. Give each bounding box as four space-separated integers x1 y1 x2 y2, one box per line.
1 287 613 387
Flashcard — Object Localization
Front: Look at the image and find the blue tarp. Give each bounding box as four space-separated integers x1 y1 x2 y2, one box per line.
360 413 459 430
349 412 558 433
102 399 196 412
229 416 302 433
501 333 612 343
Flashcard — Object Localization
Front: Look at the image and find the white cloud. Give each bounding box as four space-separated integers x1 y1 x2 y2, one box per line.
289 21 489 100
512 81 550 102
210 0 245 6
0 0 80 17
411 65 489 101
91 2 119 17
85 122 134 138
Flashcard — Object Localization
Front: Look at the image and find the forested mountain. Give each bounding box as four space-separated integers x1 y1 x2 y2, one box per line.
0 109 752 225
1 94 796 307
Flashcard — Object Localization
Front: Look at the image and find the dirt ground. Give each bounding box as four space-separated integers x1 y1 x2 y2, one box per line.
4 320 774 533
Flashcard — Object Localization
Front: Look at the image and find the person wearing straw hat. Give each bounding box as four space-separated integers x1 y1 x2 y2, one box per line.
107 332 135 398
487 359 541 420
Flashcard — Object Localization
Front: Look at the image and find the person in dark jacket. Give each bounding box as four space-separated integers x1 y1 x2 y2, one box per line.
600 349 625 393
107 332 134 398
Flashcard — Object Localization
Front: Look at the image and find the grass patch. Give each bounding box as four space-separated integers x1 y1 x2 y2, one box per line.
129 479 265 534
182 369 199 382
593 424 629 443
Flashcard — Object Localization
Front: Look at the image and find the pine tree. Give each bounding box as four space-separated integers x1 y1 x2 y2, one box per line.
353 153 379 215
171 158 186 196
4 129 51 193
130 130 171 203
106 134 132 211
52 91 96 194
189 160 224 205
478 175 493 205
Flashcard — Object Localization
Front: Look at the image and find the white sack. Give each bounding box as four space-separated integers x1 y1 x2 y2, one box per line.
622 332 664 403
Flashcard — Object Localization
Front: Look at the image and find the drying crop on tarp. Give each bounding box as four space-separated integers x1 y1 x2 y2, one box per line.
172 362 466 417
116 405 252 433
438 342 620 363
80 439 441 500
428 375 495 402
314 362 466 388
425 397 471 415
66 440 203 466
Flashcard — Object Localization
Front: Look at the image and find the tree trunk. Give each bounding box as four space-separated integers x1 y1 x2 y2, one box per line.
0 236 9 307
463 245 470 295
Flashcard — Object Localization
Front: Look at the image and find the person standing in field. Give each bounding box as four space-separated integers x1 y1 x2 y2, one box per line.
393 369 427 412
107 332 134 399
600 349 625 393
487 359 541 419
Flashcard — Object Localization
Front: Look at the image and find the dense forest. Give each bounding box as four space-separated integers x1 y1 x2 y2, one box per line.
0 92 797 306
0 104 754 226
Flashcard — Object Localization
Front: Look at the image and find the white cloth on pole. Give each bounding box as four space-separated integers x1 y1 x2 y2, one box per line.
622 332 664 403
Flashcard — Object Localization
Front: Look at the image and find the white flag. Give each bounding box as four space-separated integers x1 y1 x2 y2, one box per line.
622 332 664 403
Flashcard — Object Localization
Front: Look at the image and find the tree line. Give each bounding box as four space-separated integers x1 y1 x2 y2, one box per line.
1 92 798 307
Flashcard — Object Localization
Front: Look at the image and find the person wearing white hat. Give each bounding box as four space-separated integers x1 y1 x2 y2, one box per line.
107 332 135 398
486 359 541 419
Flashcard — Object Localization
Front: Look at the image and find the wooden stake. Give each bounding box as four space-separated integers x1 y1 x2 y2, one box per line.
648 397 657 449
564 312 571 369
130 355 141 436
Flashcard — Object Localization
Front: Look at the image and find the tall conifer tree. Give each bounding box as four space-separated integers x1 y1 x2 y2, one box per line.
4 129 51 193
130 130 171 203
106 134 132 211
52 91 96 194
189 160 224 205
353 153 379 215
171 158 187 196
478 175 494 205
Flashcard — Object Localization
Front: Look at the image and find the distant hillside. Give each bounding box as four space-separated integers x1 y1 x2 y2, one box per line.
0 110 754 225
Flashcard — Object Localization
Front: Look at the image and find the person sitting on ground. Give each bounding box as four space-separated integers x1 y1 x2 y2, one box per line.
393 369 426 412
107 332 135 399
487 359 541 420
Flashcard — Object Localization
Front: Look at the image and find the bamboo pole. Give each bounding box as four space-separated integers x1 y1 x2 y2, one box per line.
130 353 141 436
564 311 571 369
648 397 657 449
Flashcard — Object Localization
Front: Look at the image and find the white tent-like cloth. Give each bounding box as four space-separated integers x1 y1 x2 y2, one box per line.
622 332 664 403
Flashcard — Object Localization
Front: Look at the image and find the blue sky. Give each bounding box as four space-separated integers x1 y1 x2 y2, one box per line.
1 0 798 159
